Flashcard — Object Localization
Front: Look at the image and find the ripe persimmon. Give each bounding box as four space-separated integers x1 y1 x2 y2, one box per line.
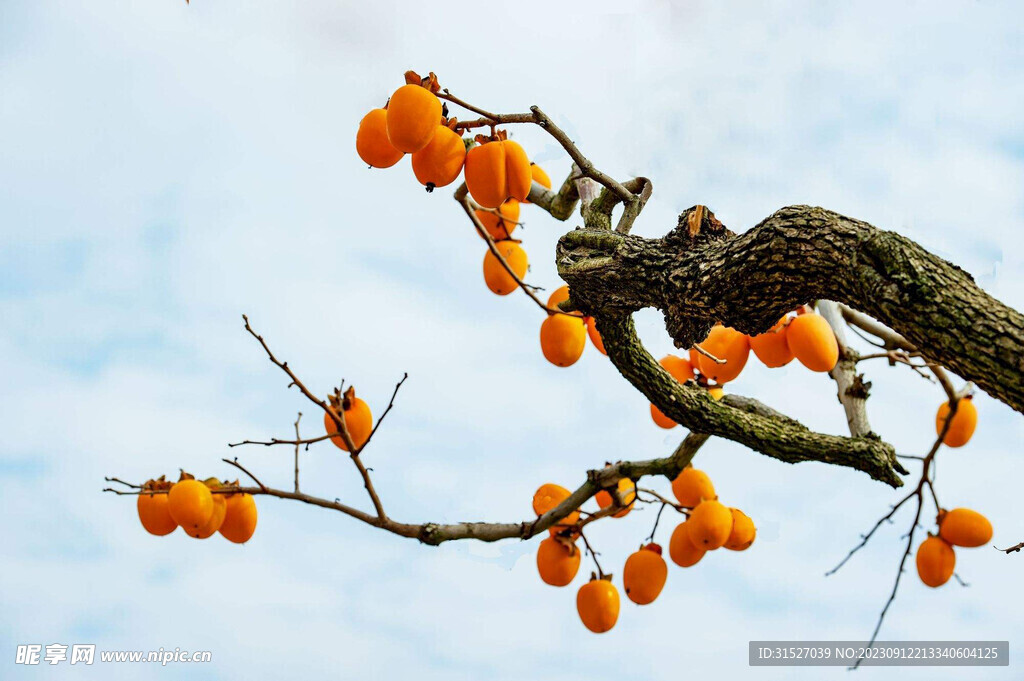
540 313 586 367
356 109 404 168
650 355 695 428
482 240 528 296
219 492 258 544
724 508 756 551
748 316 794 368
584 317 606 355
671 466 715 508
938 508 992 547
595 477 636 518
464 137 532 208
786 312 839 372
696 325 750 384
576 577 620 633
191 478 227 539
708 387 725 401
916 535 955 587
935 397 977 448
623 544 668 605
137 479 176 536
523 162 552 204
687 498 733 550
385 82 442 153
324 387 374 452
411 124 466 190
668 520 705 567
475 199 519 240
545 285 581 315
167 477 214 533
536 537 581 587
532 483 580 531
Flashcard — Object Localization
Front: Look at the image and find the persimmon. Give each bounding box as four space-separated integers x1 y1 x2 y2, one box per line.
576 577 619 633
686 498 733 550
219 492 258 544
411 124 466 190
724 508 756 551
585 317 607 355
938 508 992 547
385 83 442 153
748 316 794 368
475 199 519 240
540 313 587 367
935 397 977 448
482 240 528 295
916 535 955 588
355 109 404 168
523 162 552 204
545 285 582 315
623 544 668 605
191 478 227 539
536 537 581 587
137 479 176 536
671 466 715 507
688 348 702 373
668 520 706 567
650 355 695 428
167 477 214 533
786 312 839 372
532 483 580 531
708 387 725 401
696 325 750 384
595 477 636 518
324 387 374 452
464 137 532 208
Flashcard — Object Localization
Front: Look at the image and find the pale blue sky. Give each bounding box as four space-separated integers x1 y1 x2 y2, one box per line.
2 1 1023 679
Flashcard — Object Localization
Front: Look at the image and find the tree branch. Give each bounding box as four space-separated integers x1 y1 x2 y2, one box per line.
555 205 1023 413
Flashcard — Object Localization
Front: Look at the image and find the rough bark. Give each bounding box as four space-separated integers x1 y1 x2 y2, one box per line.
593 314 904 487
557 205 1024 413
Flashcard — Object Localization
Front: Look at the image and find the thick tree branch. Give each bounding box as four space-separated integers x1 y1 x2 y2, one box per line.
591 313 904 486
556 205 1024 413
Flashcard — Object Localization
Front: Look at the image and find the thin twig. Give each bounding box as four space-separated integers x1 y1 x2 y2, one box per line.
222 457 268 492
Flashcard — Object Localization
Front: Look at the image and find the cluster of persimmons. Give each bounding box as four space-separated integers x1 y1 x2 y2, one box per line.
532 465 753 633
135 473 257 544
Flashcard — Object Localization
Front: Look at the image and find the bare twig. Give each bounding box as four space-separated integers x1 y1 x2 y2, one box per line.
293 413 302 493
223 457 268 493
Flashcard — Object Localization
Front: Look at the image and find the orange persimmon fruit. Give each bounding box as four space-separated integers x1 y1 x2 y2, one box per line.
650 355 695 428
532 483 580 531
671 466 715 508
482 240 528 295
786 312 839 372
595 478 636 518
137 479 177 536
748 316 794 368
523 162 552 203
696 325 750 384
584 317 606 355
475 199 520 240
356 108 404 168
464 137 532 208
536 537 581 587
916 535 955 588
540 313 587 367
191 478 228 539
935 397 977 448
938 508 992 548
167 477 214 533
576 576 620 633
724 508 756 551
325 387 373 452
623 544 668 605
686 498 734 550
385 82 442 153
668 520 706 567
411 124 466 190
219 492 258 544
